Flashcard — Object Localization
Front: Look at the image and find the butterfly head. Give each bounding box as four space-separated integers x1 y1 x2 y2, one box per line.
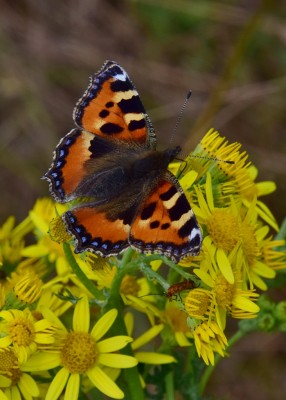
164 145 182 163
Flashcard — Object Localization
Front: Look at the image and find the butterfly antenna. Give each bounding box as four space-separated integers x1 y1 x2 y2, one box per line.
169 90 192 146
171 91 235 165
190 154 235 164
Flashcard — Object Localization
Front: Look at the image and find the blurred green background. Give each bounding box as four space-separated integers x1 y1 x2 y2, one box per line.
0 1 285 399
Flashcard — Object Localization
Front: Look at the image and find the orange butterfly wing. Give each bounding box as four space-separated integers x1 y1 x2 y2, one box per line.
74 61 154 144
64 206 131 256
44 61 154 202
130 180 202 262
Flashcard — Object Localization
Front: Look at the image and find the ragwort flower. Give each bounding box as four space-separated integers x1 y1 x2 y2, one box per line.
23 295 137 399
0 308 55 364
0 347 39 400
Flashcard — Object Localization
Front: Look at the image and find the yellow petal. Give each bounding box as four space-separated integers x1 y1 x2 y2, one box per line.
21 352 61 372
64 373 80 400
87 365 124 399
216 248 234 284
10 386 21 400
73 294 90 332
131 324 163 350
17 373 39 397
97 336 132 353
135 352 176 365
98 353 138 368
175 331 191 347
232 296 260 313
0 390 9 400
194 269 214 288
253 261 276 279
21 244 48 257
46 368 69 400
91 309 118 341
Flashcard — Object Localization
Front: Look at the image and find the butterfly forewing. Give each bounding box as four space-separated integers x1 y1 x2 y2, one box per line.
73 60 155 145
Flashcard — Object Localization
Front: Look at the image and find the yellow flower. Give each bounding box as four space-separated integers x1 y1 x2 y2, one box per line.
23 295 137 399
124 312 176 366
193 176 277 290
122 294 163 326
192 320 228 365
200 130 276 197
0 308 55 364
21 198 77 279
0 348 39 400
163 303 193 347
262 239 286 271
186 247 260 330
36 284 74 317
12 272 43 305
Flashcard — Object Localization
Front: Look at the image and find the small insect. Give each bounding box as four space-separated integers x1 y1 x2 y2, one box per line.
166 279 197 302
139 279 197 302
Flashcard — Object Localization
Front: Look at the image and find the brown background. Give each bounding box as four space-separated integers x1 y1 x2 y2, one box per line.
0 1 285 399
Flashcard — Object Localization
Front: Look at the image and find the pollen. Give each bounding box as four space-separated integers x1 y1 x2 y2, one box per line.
49 216 72 243
206 209 241 251
0 348 22 385
8 318 35 347
61 331 97 373
184 289 212 319
213 274 235 310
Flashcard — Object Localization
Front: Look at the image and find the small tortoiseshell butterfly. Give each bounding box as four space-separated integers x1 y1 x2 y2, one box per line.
44 60 202 262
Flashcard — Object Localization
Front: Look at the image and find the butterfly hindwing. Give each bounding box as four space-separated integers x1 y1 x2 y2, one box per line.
64 206 131 256
129 179 202 262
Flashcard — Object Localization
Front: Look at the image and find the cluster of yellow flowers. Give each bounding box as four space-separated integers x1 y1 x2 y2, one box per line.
0 130 285 400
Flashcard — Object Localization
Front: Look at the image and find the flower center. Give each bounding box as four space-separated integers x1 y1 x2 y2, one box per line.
184 289 211 319
207 209 241 251
241 224 260 266
49 216 72 243
8 318 35 346
0 348 22 387
61 331 97 373
166 307 188 333
214 274 235 310
120 275 140 296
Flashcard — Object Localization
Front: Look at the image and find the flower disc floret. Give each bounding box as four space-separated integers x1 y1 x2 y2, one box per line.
61 331 97 373
8 318 35 347
0 348 21 386
207 209 241 251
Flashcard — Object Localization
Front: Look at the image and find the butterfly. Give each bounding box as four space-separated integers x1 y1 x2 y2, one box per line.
44 60 202 262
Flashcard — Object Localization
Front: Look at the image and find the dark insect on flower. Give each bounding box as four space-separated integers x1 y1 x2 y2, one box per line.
166 279 197 302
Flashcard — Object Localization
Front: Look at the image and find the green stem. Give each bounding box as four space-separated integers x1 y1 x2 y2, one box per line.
139 259 169 290
199 329 246 395
165 370 175 400
102 250 145 400
63 243 104 300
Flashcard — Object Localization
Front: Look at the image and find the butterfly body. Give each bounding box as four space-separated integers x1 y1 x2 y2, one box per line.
45 60 202 262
